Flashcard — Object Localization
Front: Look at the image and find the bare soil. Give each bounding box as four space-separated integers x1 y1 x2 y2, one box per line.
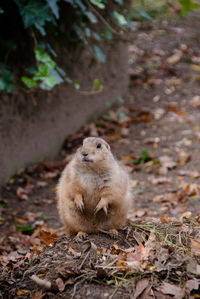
1 13 200 298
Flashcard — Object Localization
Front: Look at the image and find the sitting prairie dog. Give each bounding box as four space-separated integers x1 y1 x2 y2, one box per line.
57 137 132 239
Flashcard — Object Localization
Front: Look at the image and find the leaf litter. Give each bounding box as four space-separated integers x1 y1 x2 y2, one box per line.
2 11 200 299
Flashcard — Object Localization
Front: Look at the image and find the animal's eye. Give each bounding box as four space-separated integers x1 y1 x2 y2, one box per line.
96 143 101 149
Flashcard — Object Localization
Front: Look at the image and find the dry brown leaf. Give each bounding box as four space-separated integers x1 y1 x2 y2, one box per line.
178 151 191 166
16 187 29 200
159 156 177 174
17 290 29 296
39 230 58 247
148 176 171 185
42 170 59 179
178 170 200 178
160 214 169 223
30 275 51 290
132 279 149 299
191 239 200 256
164 193 180 204
187 260 200 275
166 50 183 65
56 278 65 292
58 267 77 279
185 279 199 293
180 211 192 221
179 181 200 196
31 291 43 299
191 64 200 72
157 247 169 263
154 108 165 120
152 195 164 202
190 95 200 108
158 282 184 299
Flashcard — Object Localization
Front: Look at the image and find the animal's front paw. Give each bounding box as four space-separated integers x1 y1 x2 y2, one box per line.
74 194 84 212
108 229 118 239
94 198 108 215
75 231 88 242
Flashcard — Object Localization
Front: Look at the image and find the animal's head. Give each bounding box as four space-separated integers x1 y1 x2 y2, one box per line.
75 137 113 170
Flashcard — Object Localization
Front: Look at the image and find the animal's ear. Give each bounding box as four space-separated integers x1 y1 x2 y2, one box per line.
104 141 110 150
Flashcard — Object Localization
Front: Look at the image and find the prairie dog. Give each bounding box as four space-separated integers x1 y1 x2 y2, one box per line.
57 137 132 238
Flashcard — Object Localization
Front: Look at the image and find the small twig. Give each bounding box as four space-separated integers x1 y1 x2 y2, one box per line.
109 282 121 299
72 277 86 299
30 275 52 290
76 86 103 95
79 251 90 269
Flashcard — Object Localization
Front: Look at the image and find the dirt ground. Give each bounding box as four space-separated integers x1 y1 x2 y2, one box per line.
1 13 200 298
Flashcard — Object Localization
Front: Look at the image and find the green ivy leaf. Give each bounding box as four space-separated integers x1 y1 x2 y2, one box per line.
89 0 105 9
46 0 59 19
179 0 198 16
102 28 113 40
117 95 124 105
113 11 127 26
15 0 52 35
93 79 101 88
14 223 35 235
35 63 50 78
40 77 57 90
0 68 13 92
34 47 55 69
135 8 153 21
93 45 105 62
114 0 123 4
49 69 64 84
74 79 80 90
92 32 101 41
85 11 98 23
21 76 37 88
25 65 37 75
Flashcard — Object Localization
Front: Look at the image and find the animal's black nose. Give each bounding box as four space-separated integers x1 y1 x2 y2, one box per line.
82 152 88 157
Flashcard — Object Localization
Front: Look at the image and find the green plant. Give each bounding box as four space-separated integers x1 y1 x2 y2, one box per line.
0 0 198 93
133 150 158 165
0 0 130 92
179 0 198 15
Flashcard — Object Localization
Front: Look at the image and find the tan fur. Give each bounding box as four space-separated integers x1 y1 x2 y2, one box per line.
57 137 132 237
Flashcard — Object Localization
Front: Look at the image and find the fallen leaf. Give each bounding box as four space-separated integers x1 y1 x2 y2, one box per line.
185 279 199 293
16 290 29 296
160 214 169 223
113 244 119 250
130 180 139 188
164 193 179 204
167 50 183 65
191 64 200 72
148 176 171 184
159 156 176 174
190 95 200 108
187 260 200 275
154 108 165 120
31 291 43 299
39 230 58 247
56 278 65 292
132 279 149 299
158 282 184 299
191 239 200 256
178 151 191 166
16 187 29 200
180 211 192 221
179 181 200 196
41 170 59 179
178 170 200 178
58 267 77 279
